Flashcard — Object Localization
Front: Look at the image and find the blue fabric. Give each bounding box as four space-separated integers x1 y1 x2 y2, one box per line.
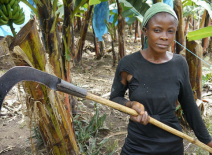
93 2 109 41
163 0 173 9
0 1 32 37
28 0 36 8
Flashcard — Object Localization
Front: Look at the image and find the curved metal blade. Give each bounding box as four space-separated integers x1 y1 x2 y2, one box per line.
0 66 60 110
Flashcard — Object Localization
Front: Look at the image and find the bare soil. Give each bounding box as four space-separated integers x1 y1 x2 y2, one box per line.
1 29 212 155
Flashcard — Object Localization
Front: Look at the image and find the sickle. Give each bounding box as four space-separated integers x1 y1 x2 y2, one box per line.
0 66 212 153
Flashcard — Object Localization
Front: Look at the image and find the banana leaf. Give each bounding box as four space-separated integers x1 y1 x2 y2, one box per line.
187 26 212 41
89 0 108 5
109 0 149 25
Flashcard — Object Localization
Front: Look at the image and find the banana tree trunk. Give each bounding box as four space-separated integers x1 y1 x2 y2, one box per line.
174 0 184 54
112 40 116 66
129 24 132 35
62 0 75 61
77 15 81 31
75 4 94 62
93 28 100 58
186 39 203 99
208 37 212 53
98 41 104 59
184 15 190 35
134 20 138 43
202 12 211 54
10 0 80 153
116 0 125 58
9 19 79 154
199 10 207 29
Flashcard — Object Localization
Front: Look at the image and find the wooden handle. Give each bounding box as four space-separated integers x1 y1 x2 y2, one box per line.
86 92 212 153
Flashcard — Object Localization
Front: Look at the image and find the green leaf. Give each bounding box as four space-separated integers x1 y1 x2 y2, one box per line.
112 14 118 27
120 0 148 23
75 0 83 8
187 26 212 41
89 0 107 5
182 0 194 7
126 16 136 25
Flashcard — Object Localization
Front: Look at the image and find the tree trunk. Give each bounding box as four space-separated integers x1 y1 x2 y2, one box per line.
111 40 116 66
199 10 207 29
184 16 190 35
93 28 100 58
174 0 184 54
129 24 132 35
62 0 75 63
77 15 81 31
208 37 212 53
202 12 211 54
9 0 80 153
116 0 125 58
134 20 138 43
99 41 104 58
10 19 79 154
186 39 203 100
75 4 93 62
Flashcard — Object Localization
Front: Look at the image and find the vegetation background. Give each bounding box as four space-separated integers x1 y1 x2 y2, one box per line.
1 0 212 154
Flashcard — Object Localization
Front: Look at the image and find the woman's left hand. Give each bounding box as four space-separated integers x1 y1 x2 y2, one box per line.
207 140 212 155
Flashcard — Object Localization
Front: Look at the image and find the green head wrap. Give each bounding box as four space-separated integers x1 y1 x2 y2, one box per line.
141 2 178 30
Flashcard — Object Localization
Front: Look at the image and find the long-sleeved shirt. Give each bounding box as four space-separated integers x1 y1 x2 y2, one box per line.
110 51 211 154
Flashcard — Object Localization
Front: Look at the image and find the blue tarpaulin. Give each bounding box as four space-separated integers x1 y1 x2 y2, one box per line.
92 2 109 41
163 0 173 9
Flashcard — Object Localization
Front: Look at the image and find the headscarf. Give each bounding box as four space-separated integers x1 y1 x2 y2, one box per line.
141 2 179 49
141 2 178 29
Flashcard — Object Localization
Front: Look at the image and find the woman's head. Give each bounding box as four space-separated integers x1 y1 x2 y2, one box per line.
141 3 178 30
141 3 179 53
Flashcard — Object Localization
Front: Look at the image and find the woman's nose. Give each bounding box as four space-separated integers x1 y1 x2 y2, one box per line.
160 32 168 41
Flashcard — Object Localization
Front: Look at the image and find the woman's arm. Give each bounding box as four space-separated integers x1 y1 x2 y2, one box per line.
178 58 212 144
110 70 149 125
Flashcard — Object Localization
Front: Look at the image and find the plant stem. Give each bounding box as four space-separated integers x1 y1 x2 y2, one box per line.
9 22 16 37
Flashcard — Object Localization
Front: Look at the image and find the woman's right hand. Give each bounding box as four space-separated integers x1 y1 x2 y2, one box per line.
129 101 150 125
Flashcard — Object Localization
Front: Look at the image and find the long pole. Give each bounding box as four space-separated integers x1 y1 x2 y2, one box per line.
86 92 212 153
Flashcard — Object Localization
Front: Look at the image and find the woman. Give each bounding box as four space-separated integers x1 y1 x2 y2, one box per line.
110 2 212 155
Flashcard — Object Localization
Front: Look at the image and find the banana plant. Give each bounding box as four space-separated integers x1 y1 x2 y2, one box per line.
0 0 26 36
105 16 118 66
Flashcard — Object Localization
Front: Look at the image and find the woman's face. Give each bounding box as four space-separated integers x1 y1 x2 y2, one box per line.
143 13 178 54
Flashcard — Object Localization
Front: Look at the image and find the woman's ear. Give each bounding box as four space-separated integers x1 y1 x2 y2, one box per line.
142 27 147 37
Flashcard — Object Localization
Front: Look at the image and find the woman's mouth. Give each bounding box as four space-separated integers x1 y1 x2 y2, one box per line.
157 44 168 48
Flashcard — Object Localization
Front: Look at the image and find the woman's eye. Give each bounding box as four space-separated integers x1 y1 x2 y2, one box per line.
168 30 175 33
154 29 160 32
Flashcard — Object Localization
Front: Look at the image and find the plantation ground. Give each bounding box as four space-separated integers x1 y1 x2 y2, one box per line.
1 29 212 154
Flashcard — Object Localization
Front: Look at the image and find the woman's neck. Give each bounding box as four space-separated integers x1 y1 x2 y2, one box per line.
141 49 173 64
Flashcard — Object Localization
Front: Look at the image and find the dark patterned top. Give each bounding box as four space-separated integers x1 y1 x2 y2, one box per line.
110 51 211 154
